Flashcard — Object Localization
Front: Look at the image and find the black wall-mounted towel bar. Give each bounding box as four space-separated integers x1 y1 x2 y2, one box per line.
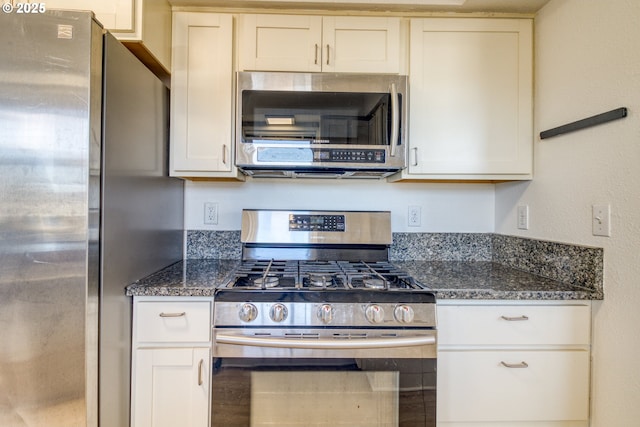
540 107 627 140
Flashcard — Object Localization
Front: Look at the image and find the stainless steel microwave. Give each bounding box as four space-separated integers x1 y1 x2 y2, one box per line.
235 72 407 179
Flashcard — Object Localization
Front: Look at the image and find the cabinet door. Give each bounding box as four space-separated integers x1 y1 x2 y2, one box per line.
239 14 323 72
407 18 532 179
438 350 590 423
322 17 401 73
132 347 210 427
239 15 401 73
170 12 237 177
44 0 134 30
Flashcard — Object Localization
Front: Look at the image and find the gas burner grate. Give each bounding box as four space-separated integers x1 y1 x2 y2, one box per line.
231 260 299 289
299 260 345 289
227 259 425 291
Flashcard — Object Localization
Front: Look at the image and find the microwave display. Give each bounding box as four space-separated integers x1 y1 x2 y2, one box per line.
241 90 398 146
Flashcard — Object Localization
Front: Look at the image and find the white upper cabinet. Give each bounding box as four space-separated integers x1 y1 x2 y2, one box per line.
170 12 241 179
46 0 172 79
239 14 402 73
45 0 136 29
391 18 533 182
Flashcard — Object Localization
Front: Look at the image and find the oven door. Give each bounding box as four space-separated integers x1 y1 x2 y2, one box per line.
212 328 436 427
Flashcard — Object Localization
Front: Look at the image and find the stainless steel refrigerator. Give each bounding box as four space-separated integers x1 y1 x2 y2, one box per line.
0 11 184 426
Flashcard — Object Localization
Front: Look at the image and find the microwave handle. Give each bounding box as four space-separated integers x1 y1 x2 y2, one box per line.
389 82 399 157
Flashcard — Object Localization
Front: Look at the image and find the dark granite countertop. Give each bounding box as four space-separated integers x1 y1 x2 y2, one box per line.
126 259 240 297
126 259 602 300
394 261 602 300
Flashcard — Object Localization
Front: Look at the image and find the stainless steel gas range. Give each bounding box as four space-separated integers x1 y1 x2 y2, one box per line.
211 210 437 427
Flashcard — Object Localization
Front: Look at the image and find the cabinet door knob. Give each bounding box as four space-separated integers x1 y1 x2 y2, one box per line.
500 361 529 369
314 44 318 64
326 44 330 65
500 315 529 321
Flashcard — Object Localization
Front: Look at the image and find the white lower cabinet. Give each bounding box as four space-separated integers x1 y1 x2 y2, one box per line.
437 301 591 427
133 347 210 427
131 297 213 427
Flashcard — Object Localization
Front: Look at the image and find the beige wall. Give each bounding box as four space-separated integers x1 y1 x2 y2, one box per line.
495 0 640 425
185 180 495 232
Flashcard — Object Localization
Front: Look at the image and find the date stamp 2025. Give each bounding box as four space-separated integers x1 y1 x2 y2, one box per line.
2 2 47 14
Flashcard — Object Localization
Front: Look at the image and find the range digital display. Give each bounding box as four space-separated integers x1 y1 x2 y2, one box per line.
289 214 346 232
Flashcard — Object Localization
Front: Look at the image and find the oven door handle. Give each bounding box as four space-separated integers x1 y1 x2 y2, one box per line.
215 333 436 349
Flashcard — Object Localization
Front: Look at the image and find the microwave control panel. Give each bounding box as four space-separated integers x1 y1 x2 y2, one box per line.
256 147 386 163
314 149 385 163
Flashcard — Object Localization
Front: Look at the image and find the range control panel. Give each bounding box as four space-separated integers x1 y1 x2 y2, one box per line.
289 214 346 232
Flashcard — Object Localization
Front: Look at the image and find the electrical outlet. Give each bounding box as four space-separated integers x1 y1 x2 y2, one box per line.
592 204 610 237
408 206 421 227
204 202 218 225
517 205 529 230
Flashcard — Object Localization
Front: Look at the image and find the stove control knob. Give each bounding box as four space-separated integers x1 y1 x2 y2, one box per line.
394 305 415 323
238 303 258 323
317 304 335 324
365 304 385 324
269 303 288 323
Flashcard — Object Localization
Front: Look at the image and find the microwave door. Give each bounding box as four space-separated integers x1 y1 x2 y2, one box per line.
241 90 391 146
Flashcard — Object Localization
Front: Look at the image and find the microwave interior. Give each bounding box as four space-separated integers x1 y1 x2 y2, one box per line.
241 90 401 146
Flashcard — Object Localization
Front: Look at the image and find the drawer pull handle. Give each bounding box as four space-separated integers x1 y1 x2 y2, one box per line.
501 315 529 321
501 361 529 369
159 312 186 318
198 359 204 386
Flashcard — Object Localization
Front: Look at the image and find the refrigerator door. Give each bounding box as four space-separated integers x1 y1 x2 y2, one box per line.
100 33 184 427
0 11 184 427
0 11 100 427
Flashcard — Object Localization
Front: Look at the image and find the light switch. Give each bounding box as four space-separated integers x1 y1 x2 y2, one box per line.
517 205 529 230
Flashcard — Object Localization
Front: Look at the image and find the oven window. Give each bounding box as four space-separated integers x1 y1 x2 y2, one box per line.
211 357 436 427
241 90 399 146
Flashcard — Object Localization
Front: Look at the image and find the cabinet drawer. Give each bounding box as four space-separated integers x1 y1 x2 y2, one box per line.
437 350 590 422
135 301 211 343
438 304 591 346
